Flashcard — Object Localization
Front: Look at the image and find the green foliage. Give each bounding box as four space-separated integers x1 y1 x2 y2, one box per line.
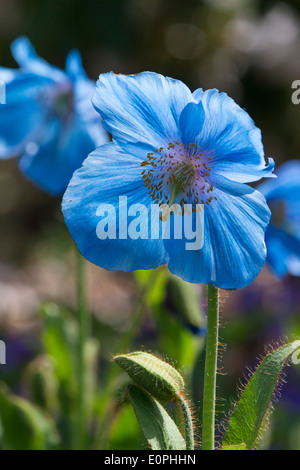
0 383 59 450
167 274 205 332
37 301 99 448
222 341 300 450
135 269 205 370
39 302 77 388
1 270 299 451
126 384 186 450
134 269 168 308
221 443 247 450
108 404 145 450
22 355 59 414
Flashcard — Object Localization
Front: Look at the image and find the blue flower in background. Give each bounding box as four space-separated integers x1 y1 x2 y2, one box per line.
62 72 275 289
259 160 300 278
0 37 109 196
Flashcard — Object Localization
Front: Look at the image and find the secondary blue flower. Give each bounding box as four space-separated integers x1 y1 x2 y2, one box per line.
62 72 275 289
0 37 109 195
259 160 300 278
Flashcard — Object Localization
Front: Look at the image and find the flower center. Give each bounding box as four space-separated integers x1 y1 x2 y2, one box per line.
39 81 74 119
141 141 217 210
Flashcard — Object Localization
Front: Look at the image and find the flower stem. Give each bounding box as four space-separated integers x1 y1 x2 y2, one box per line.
202 284 219 450
179 395 194 450
76 251 90 450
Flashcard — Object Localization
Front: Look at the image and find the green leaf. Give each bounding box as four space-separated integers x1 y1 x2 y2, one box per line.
22 355 59 413
39 302 77 387
221 443 247 450
134 268 168 307
156 309 204 370
0 383 60 450
167 274 205 331
108 404 145 450
126 384 186 450
222 341 300 450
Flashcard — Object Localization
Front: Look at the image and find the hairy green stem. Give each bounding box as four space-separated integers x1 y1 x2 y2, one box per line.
202 284 219 450
179 395 194 450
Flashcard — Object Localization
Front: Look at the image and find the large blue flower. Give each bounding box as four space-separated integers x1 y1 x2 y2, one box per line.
0 37 109 195
259 160 300 278
62 72 275 289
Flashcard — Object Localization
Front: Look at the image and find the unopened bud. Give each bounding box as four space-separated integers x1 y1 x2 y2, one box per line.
114 351 185 402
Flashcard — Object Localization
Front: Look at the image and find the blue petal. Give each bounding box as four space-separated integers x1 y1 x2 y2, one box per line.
69 61 109 149
92 72 193 153
287 256 300 276
259 160 300 238
0 73 50 158
11 37 66 82
19 113 104 196
259 160 300 202
179 101 205 147
265 225 300 277
259 161 300 277
62 143 168 270
192 88 275 183
65 50 87 81
164 177 270 289
0 67 20 83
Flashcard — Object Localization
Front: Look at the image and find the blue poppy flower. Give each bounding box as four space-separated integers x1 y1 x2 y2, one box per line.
62 72 275 289
259 160 300 278
0 37 109 196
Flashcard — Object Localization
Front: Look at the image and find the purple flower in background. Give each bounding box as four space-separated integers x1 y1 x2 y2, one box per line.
0 37 109 195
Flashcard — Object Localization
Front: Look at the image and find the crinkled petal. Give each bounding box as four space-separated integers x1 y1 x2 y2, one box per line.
62 143 168 270
192 88 275 183
92 72 193 152
164 177 270 289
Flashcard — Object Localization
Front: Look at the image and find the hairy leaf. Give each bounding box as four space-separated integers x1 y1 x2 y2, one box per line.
127 384 186 450
223 341 300 450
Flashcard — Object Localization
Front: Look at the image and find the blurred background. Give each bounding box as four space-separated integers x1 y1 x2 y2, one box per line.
0 0 300 450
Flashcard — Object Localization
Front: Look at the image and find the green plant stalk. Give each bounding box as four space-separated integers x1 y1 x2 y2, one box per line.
202 284 219 450
95 269 158 449
76 251 90 450
178 395 194 450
